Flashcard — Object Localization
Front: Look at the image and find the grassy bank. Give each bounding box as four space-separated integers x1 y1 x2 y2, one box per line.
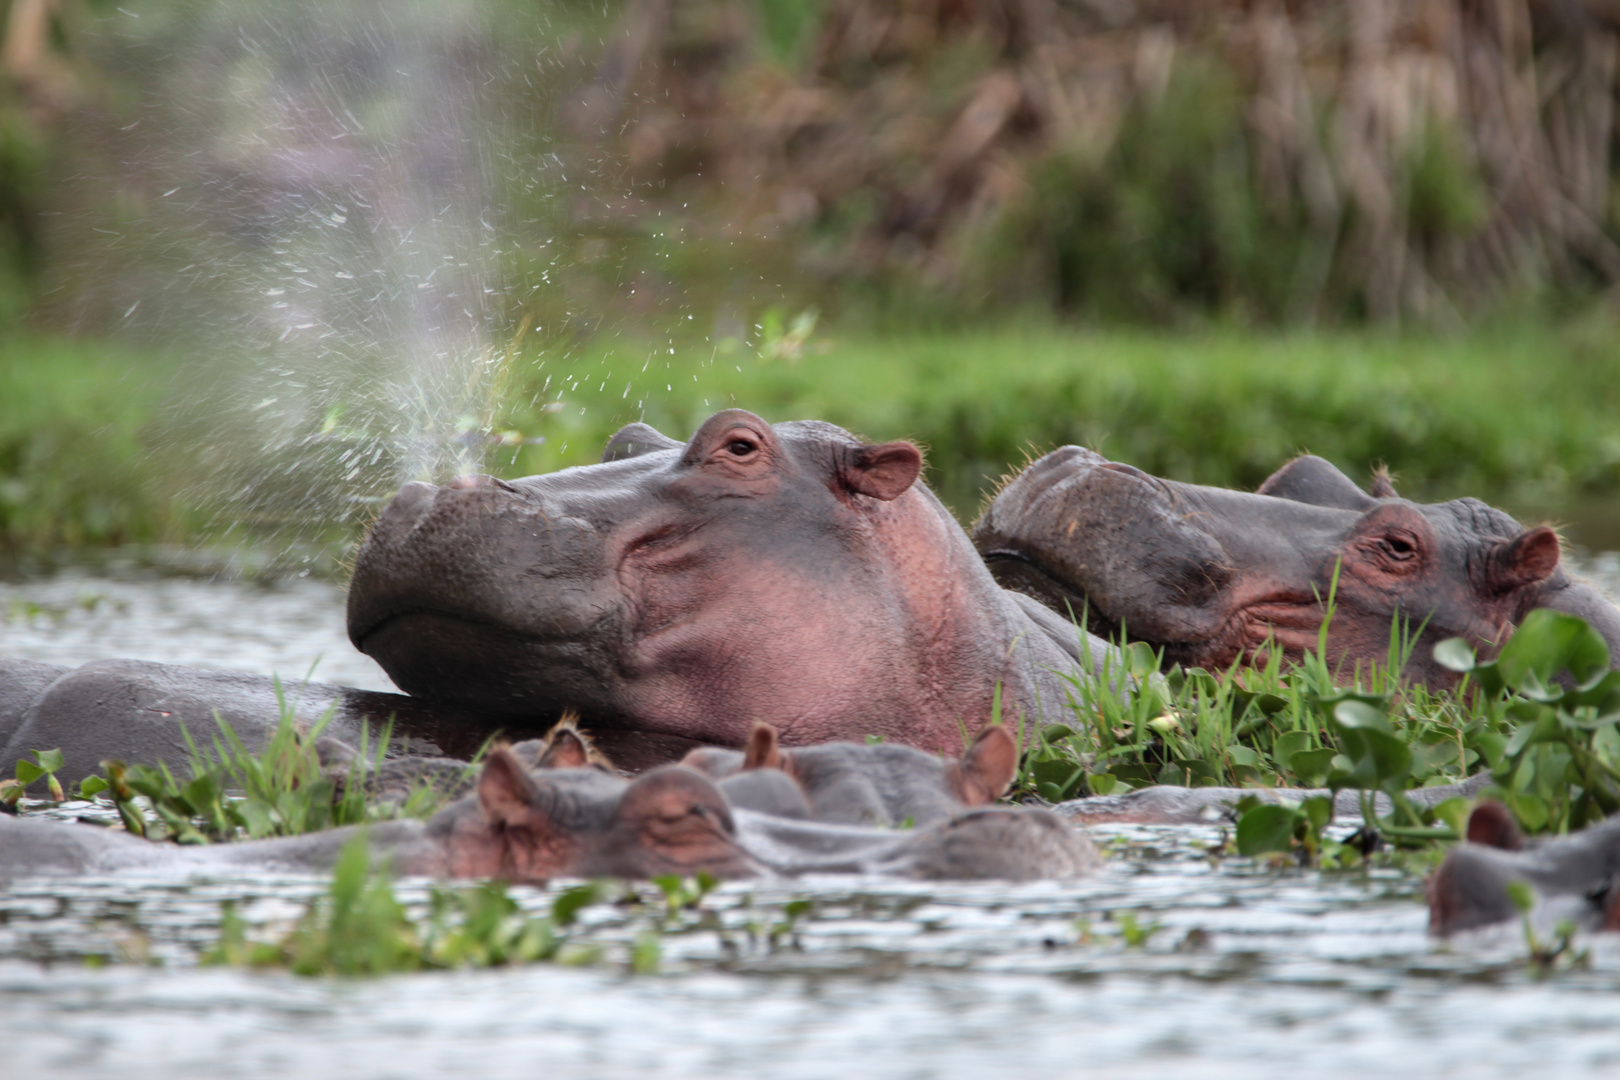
4 320 1620 553
492 319 1620 519
0 336 189 553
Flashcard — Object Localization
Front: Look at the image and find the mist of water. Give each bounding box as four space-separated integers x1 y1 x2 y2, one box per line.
57 0 589 563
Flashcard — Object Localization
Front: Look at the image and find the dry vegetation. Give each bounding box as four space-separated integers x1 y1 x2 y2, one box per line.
565 0 1620 321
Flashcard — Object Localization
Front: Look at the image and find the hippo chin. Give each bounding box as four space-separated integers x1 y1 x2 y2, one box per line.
347 409 1117 754
975 449 1620 685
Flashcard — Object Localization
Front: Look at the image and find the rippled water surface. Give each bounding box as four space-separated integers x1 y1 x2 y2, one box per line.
4 561 1620 1079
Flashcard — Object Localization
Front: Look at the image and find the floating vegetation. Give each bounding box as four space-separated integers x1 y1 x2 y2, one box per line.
205 836 616 976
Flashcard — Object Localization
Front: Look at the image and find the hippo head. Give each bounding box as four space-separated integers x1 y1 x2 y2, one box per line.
434 748 758 882
975 448 1620 686
348 409 1007 751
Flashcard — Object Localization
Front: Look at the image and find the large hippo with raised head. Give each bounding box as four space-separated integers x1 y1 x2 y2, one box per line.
2 411 1116 777
975 449 1620 685
344 409 1115 755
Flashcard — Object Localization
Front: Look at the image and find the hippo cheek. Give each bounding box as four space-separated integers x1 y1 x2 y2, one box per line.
621 559 903 746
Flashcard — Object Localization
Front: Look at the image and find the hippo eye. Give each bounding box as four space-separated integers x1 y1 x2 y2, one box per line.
725 438 757 457
1379 534 1417 561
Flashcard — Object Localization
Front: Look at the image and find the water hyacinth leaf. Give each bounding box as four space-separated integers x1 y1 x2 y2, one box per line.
1273 731 1311 769
1288 749 1337 787
1236 803 1297 856
76 775 109 798
1039 724 1078 745
1086 773 1118 797
1226 744 1260 768
1332 699 1393 733
1497 610 1611 689
1432 637 1476 673
551 883 603 926
1362 729 1412 787
1299 795 1333 835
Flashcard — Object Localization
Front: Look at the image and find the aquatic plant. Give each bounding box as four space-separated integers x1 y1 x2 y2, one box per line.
1014 608 1620 862
92 680 459 843
204 835 732 977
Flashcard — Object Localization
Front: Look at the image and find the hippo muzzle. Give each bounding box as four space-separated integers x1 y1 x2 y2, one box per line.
348 473 630 716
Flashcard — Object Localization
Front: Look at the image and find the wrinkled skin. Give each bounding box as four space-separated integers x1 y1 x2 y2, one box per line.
0 743 1098 884
975 449 1620 685
1429 803 1620 936
683 721 1020 827
347 410 1116 755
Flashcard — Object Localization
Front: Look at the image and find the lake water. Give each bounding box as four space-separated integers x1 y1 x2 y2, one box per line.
4 556 1620 1079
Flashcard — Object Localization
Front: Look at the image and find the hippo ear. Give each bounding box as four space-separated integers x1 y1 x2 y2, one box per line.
945 725 1019 805
602 422 681 463
840 441 922 501
1368 466 1398 499
1487 526 1561 593
477 748 545 827
537 728 591 770
1256 455 1377 511
741 722 787 772
1465 801 1524 851
615 766 736 837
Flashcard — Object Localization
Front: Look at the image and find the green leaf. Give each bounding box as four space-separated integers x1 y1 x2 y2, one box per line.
551 883 602 926
1298 795 1333 834
76 775 109 798
1498 610 1611 689
1273 731 1312 769
1332 699 1392 733
1235 803 1298 856
1288 749 1337 787
1362 728 1412 788
33 749 64 774
1085 773 1118 797
14 761 43 784
1432 638 1476 673
1039 724 1077 744
1226 744 1261 768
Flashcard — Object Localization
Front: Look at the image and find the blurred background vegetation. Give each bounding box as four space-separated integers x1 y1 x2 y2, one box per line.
3 0 1620 559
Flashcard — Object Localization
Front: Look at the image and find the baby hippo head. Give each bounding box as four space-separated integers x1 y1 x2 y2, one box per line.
432 749 759 882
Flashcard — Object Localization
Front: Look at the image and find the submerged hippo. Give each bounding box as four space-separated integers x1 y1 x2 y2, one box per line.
683 721 1020 827
1428 803 1620 936
345 409 1118 755
0 740 1100 884
975 449 1620 685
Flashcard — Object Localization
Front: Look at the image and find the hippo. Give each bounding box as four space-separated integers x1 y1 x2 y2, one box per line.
683 721 1021 827
2 411 1118 778
1428 803 1620 936
344 409 1119 756
0 739 1100 884
974 449 1620 686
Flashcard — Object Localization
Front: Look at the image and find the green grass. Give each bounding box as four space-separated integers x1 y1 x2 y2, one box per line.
0 335 186 552
4 318 1619 548
488 318 1620 521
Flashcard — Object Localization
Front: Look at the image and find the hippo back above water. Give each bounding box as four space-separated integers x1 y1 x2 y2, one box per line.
975 449 1620 685
346 410 1117 755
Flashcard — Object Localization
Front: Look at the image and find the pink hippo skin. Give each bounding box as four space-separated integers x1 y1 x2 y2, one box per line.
345 410 1117 757
976 449 1620 687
